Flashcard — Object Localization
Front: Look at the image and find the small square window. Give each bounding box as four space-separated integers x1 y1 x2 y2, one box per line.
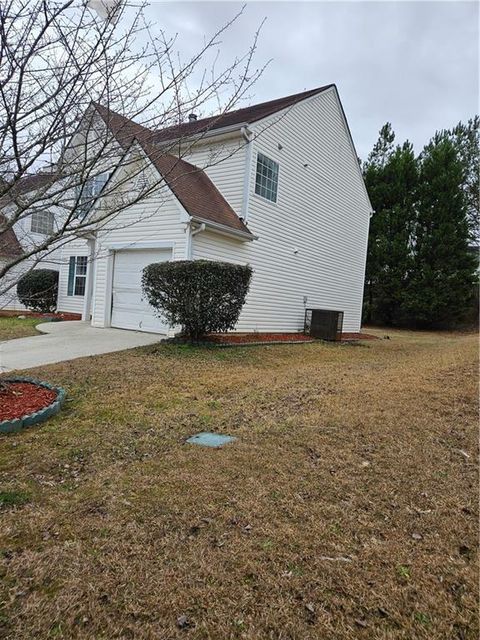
255 153 279 203
31 210 54 235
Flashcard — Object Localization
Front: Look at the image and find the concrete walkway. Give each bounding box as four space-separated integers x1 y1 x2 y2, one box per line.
0 321 164 373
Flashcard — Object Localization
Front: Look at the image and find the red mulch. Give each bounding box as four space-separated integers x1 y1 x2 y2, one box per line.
207 333 313 345
0 311 81 321
0 382 57 422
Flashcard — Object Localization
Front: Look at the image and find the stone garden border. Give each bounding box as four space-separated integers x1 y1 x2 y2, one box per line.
0 377 66 434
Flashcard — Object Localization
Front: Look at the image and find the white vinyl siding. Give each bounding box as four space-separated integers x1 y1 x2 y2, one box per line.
193 87 370 333
56 239 88 314
0 260 30 311
182 138 246 215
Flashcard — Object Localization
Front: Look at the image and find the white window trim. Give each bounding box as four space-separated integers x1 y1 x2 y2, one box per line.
67 256 88 297
254 151 280 204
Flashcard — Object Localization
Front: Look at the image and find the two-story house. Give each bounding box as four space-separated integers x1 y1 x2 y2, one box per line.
2 84 372 333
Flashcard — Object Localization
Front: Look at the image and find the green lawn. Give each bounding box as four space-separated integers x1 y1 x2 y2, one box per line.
0 316 41 341
0 329 478 639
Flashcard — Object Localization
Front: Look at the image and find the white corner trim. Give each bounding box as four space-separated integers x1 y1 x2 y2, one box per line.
241 126 254 222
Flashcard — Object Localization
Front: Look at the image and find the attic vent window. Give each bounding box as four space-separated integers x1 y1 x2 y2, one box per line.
255 152 279 203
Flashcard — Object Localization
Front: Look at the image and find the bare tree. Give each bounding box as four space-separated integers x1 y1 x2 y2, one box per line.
0 0 265 299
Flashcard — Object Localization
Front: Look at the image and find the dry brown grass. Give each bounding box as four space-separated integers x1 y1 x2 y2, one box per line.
0 317 40 341
0 329 478 639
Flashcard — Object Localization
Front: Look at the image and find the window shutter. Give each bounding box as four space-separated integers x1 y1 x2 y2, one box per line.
67 256 76 296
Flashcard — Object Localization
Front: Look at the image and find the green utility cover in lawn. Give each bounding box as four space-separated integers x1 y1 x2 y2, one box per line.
186 432 237 448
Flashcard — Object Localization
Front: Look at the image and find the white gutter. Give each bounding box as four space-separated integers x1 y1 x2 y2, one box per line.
190 216 258 242
240 126 254 223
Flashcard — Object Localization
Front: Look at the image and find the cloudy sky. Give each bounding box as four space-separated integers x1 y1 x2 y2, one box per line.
144 1 478 159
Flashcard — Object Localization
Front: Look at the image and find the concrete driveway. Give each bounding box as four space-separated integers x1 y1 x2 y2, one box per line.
0 321 164 373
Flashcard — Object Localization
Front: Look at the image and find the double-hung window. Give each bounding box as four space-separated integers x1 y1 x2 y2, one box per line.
255 152 279 203
76 173 109 218
67 256 88 296
31 210 54 235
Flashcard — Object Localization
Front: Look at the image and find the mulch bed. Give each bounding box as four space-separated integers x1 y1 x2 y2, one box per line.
206 333 314 345
0 311 81 321
0 382 58 421
206 332 379 345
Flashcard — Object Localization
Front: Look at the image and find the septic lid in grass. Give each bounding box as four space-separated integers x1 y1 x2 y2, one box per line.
186 432 236 448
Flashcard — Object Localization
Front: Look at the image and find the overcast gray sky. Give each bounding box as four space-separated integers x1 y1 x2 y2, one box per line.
147 1 478 159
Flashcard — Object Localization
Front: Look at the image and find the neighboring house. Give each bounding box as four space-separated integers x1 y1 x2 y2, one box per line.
1 84 372 333
0 175 62 310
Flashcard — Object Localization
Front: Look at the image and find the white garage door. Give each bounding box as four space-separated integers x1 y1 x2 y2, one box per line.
111 248 171 333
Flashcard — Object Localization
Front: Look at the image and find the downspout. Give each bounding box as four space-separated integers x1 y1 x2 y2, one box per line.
185 222 192 260
241 126 254 223
186 222 206 259
82 236 96 322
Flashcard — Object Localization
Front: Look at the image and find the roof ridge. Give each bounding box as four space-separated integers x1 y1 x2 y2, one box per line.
159 84 335 131
93 84 335 145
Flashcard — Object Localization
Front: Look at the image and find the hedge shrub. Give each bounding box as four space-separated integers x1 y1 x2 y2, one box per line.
142 260 252 342
17 269 59 313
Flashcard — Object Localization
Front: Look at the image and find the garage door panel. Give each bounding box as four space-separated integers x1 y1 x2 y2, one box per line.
111 248 171 334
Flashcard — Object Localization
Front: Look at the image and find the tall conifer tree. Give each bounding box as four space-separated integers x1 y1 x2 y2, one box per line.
403 138 477 326
363 126 417 324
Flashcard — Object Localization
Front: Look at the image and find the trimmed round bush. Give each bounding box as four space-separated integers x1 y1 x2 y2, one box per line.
142 260 252 342
17 269 59 313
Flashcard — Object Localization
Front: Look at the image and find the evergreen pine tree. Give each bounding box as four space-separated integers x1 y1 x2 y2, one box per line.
363 123 395 322
373 142 417 324
367 122 395 168
363 125 417 324
404 138 477 326
434 117 479 236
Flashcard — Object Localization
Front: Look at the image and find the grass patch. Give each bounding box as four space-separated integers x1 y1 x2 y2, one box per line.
0 490 30 509
0 328 477 639
0 316 40 340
